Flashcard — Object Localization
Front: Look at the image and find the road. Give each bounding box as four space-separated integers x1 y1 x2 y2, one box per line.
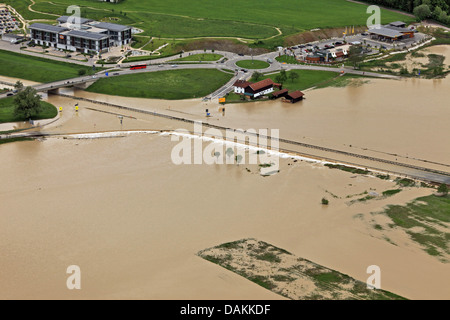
0 47 400 100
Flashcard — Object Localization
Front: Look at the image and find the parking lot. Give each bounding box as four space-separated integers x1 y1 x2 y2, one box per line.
0 6 19 34
284 31 429 58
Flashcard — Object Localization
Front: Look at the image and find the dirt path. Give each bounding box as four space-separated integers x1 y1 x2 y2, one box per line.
28 0 59 17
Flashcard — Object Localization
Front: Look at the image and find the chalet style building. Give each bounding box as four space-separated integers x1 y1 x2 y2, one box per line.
233 78 281 98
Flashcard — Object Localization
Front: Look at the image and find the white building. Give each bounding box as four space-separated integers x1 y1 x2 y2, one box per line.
29 16 132 54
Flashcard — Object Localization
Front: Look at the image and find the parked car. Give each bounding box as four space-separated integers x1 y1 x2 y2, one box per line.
6 92 13 96
113 73 119 76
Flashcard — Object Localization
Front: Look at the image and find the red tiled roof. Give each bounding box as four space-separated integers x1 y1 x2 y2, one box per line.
287 90 304 99
272 89 288 97
233 80 252 88
249 78 274 91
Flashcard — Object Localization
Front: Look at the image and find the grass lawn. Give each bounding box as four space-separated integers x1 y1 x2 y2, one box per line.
276 55 301 64
236 60 270 69
174 53 223 62
0 97 57 123
5 0 413 40
0 49 97 83
86 69 233 100
378 195 450 259
262 69 339 91
0 137 34 145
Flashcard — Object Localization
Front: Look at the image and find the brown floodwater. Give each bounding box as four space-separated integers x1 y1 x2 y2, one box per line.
1 45 449 300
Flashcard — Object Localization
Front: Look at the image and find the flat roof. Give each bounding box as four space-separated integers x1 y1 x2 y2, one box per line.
67 30 109 41
368 27 403 38
57 16 92 25
384 25 412 33
29 23 68 33
2 34 24 39
92 22 130 32
389 21 406 27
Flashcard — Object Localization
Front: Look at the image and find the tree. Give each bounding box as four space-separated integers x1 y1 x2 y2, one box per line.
437 183 448 195
275 75 284 84
14 81 24 92
78 69 86 76
348 45 364 68
321 197 329 205
251 71 263 81
438 11 449 24
288 72 299 82
413 4 432 21
275 70 287 84
433 6 443 19
13 87 42 119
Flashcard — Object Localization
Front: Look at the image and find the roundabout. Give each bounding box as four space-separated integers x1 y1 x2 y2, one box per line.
235 59 270 69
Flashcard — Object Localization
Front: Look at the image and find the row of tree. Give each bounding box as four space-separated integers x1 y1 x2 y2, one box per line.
365 0 450 25
251 70 299 84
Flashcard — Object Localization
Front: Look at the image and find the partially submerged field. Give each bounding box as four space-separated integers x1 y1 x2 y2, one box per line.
86 69 233 99
199 238 405 300
0 50 95 83
1 72 449 299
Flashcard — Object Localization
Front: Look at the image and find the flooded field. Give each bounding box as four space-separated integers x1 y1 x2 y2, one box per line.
1 45 449 300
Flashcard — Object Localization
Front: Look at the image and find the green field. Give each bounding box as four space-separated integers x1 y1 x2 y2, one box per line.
236 60 270 69
376 195 450 260
0 50 96 82
262 69 339 91
174 53 223 62
86 69 233 100
0 97 57 123
7 0 413 42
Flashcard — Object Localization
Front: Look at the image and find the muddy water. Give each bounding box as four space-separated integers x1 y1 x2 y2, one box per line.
1 46 450 300
47 46 450 172
1 135 448 300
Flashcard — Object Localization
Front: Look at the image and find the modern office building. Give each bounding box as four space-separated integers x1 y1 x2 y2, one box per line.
29 15 132 54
